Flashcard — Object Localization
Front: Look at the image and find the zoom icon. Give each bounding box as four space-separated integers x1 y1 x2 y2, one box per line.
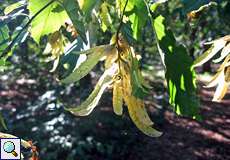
1 138 21 160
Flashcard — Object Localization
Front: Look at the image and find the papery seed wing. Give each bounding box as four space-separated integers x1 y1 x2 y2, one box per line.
50 56 60 72
205 70 223 88
65 64 118 116
225 67 230 82
112 80 123 116
213 43 230 63
125 97 162 137
194 38 226 67
61 45 115 84
212 72 228 102
125 96 154 126
206 55 230 88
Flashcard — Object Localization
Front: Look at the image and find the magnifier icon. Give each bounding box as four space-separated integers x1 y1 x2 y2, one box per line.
3 141 18 157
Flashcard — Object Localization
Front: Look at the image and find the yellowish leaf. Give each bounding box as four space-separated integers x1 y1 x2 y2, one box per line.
225 67 230 82
212 72 228 102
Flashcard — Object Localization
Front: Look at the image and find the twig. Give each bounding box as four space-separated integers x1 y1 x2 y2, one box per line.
115 0 129 47
143 0 166 67
115 0 129 74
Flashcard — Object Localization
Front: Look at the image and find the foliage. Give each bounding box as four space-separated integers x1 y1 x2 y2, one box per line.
28 0 69 43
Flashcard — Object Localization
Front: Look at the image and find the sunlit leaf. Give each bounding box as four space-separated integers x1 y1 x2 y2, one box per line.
28 0 69 43
100 2 112 32
153 15 200 119
4 0 26 15
193 35 230 101
129 0 149 40
0 58 8 71
116 0 135 13
150 0 168 12
116 0 149 41
81 0 98 19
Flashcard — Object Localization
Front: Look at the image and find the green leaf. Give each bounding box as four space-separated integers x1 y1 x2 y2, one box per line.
116 0 135 12
81 0 98 19
150 0 168 12
4 0 25 15
65 64 117 116
0 25 10 53
133 0 149 40
153 15 200 119
130 57 150 99
28 0 69 43
116 0 148 40
62 0 87 44
121 22 136 44
11 19 30 45
99 2 112 32
0 58 6 71
127 0 149 40
0 113 7 130
57 39 83 78
61 45 115 84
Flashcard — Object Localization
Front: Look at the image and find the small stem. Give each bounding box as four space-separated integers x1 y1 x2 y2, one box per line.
143 0 166 68
0 0 56 59
115 0 129 46
115 0 129 74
